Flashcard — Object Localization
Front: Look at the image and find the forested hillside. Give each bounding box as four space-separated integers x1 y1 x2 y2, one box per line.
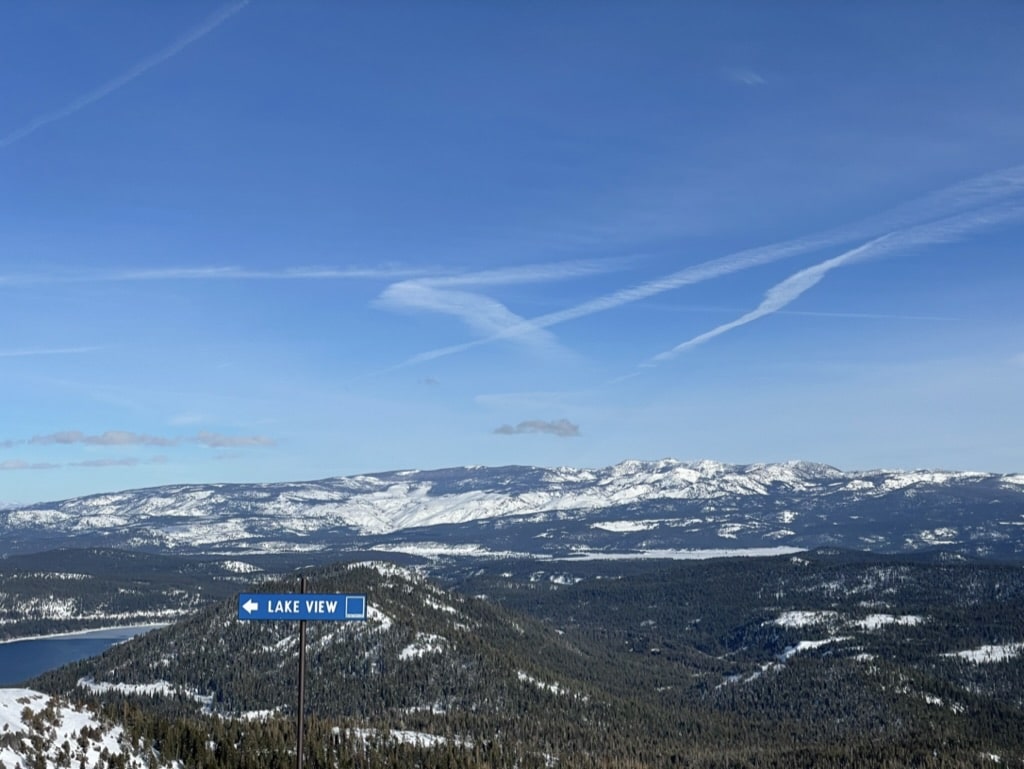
0 549 251 640
22 552 1024 767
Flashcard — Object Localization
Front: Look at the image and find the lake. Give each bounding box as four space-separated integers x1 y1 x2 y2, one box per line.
0 626 163 687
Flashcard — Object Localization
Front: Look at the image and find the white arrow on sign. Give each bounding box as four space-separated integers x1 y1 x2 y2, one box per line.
242 599 259 614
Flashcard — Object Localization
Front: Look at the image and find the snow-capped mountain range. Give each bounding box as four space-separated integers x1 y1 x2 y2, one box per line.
2 459 1023 559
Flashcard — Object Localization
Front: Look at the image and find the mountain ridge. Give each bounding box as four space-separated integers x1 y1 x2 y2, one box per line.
2 458 1022 560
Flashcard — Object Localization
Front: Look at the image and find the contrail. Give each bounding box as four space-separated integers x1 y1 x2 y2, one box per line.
647 202 1024 363
394 162 1024 368
647 237 890 363
0 265 432 286
0 1 249 149
0 346 100 358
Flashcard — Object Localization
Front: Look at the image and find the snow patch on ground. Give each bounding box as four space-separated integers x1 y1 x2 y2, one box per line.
78 677 214 709
369 542 545 559
777 637 850 661
549 574 581 585
424 595 459 614
773 611 840 628
348 726 472 748
591 520 660 532
517 671 571 696
356 561 422 581
854 614 924 630
918 527 958 545
220 560 260 573
944 642 1024 663
366 605 393 632
78 678 177 697
558 547 804 561
239 708 280 720
399 633 448 660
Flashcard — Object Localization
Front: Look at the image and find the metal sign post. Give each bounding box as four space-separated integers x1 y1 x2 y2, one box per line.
297 576 306 769
238 581 368 769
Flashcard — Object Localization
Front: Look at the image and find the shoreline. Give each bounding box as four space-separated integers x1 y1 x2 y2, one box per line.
0 623 169 645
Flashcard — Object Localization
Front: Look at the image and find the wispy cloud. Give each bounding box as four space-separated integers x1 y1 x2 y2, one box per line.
0 346 100 358
106 266 428 281
649 202 1024 363
69 456 167 468
0 459 61 471
70 457 142 468
0 265 428 286
194 432 275 448
1 456 168 471
493 419 580 437
379 282 562 353
30 430 177 447
0 1 249 149
723 67 766 86
398 163 1024 368
19 429 275 448
377 259 621 355
417 260 622 288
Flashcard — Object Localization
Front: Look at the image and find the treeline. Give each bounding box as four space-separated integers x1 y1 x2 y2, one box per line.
0 548 245 640
98 701 1024 769
26 554 1024 768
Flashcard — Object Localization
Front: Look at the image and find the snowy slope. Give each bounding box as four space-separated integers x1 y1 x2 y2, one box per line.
1 459 1021 558
0 688 174 769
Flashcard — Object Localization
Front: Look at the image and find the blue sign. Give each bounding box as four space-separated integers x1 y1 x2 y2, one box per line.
237 593 367 621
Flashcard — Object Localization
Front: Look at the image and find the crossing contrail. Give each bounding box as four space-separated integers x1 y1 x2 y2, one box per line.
647 202 1024 363
392 162 1024 368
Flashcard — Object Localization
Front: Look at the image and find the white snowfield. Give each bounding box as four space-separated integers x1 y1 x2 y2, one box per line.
399 633 448 660
348 726 472 749
78 677 215 709
944 643 1024 663
778 637 851 661
0 688 173 769
854 614 924 630
517 670 573 697
7 459 1013 545
772 611 924 631
774 611 840 628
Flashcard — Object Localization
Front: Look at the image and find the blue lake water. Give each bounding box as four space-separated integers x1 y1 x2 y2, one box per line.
0 626 161 687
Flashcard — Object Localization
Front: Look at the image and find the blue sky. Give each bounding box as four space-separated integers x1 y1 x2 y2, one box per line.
2 2 1023 503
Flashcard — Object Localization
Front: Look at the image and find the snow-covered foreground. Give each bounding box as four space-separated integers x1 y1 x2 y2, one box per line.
0 688 172 769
